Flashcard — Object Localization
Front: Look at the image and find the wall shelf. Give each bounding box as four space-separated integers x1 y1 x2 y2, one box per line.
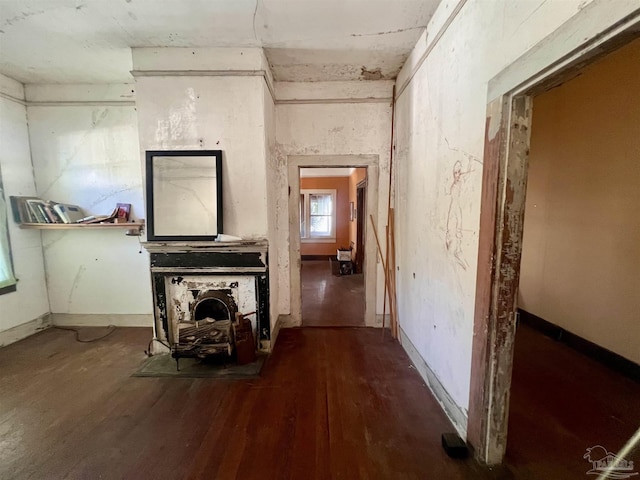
19 221 145 235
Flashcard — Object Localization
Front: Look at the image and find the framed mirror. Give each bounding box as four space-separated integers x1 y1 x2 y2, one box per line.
145 150 223 241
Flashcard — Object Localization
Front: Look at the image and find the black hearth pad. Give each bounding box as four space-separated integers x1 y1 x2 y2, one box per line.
132 353 266 378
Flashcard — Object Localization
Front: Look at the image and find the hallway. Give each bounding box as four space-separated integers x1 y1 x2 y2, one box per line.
301 260 365 327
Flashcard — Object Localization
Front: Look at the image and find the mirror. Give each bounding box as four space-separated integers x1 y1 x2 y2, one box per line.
145 150 223 241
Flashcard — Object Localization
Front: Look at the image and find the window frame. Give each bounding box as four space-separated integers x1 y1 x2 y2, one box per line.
300 189 337 243
0 179 17 295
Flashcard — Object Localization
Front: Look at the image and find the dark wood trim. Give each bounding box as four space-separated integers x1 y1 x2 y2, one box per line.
518 309 640 383
467 96 511 462
150 252 266 269
469 25 640 465
301 255 333 261
255 274 270 341
0 284 17 295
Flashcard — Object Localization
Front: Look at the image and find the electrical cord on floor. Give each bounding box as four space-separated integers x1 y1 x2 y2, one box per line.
145 337 171 357
53 325 117 343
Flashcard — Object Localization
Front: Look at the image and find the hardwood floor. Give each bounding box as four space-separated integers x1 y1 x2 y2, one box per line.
301 260 364 327
506 323 640 479
1 323 637 479
0 326 493 480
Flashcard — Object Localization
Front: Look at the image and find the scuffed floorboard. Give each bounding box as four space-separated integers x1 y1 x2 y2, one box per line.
0 326 496 479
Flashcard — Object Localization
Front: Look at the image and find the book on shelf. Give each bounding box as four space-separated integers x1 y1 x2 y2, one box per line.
9 196 59 224
9 196 37 223
76 203 132 224
9 197 135 226
26 199 50 223
9 196 84 224
52 203 85 223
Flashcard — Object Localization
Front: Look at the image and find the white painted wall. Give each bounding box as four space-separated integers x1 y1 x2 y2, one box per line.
392 0 635 424
0 74 50 342
133 47 275 331
25 84 151 322
275 80 393 315
134 74 269 239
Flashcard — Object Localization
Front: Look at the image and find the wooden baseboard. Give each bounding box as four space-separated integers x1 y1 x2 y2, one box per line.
51 313 153 328
301 255 333 261
0 313 51 347
399 326 468 438
518 309 639 383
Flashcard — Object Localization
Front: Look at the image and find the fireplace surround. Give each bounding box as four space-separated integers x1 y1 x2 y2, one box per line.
143 240 270 356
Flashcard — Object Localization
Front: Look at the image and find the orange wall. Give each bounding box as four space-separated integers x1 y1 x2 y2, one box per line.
300 176 350 256
519 38 640 363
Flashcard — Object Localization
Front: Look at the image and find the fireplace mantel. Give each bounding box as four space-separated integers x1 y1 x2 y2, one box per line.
142 239 270 354
142 239 268 254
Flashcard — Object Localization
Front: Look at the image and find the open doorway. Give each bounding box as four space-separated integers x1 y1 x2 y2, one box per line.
505 37 640 475
467 12 640 466
299 167 367 327
287 155 379 328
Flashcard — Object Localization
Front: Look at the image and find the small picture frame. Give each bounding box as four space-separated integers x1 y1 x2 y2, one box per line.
350 201 355 222
116 203 131 221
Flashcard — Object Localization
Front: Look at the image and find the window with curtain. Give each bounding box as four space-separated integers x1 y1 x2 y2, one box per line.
0 172 17 295
300 189 336 242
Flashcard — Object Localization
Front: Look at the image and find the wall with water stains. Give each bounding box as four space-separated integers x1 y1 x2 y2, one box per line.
0 74 50 343
392 0 630 433
274 80 393 315
25 84 151 324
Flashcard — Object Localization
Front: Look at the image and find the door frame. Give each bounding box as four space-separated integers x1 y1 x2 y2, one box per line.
466 5 640 465
355 178 367 274
288 155 379 327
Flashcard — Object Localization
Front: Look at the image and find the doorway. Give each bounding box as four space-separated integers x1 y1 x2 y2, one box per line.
505 37 640 475
287 155 379 328
355 179 366 274
466 10 640 465
299 167 367 327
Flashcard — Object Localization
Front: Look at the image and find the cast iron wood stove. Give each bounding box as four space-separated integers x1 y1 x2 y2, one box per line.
143 240 270 362
172 288 238 369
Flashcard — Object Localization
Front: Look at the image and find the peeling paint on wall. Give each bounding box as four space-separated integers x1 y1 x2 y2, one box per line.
361 67 384 80
154 88 198 148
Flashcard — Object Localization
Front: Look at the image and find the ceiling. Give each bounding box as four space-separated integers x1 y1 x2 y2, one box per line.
300 167 362 178
0 0 440 85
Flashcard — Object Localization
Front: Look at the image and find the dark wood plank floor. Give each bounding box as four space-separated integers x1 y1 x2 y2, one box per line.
1 323 637 479
0 326 493 480
506 323 640 479
302 260 364 327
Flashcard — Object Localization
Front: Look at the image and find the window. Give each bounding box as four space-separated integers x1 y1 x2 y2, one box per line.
300 189 336 242
0 176 17 295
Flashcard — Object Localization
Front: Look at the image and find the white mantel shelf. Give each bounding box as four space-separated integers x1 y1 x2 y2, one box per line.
142 239 268 253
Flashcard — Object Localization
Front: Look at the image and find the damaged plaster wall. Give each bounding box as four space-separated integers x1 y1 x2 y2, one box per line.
0 74 50 343
133 47 276 330
274 80 393 315
133 49 269 240
393 0 607 427
26 84 151 325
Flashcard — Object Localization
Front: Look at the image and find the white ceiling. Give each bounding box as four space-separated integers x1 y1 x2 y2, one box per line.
300 167 357 178
0 0 440 84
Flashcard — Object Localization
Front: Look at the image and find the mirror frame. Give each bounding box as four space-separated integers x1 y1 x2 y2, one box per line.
145 150 223 241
